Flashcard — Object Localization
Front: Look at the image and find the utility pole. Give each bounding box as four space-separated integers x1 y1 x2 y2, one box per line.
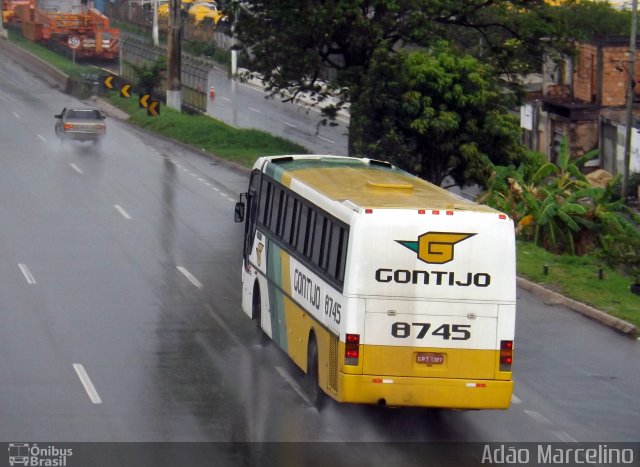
166 0 181 111
622 0 638 200
152 0 159 47
0 14 7 39
231 18 237 76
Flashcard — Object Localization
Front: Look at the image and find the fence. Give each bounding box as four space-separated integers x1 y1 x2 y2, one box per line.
107 1 232 51
121 35 214 112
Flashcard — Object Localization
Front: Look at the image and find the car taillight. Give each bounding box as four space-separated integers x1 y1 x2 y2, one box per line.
500 340 513 371
345 333 359 366
63 123 74 130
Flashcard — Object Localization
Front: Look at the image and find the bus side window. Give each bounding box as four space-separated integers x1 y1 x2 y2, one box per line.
319 218 331 271
287 198 299 246
268 187 281 232
327 223 340 277
296 204 309 256
260 181 272 227
303 207 315 258
336 227 348 282
276 192 289 238
311 213 326 266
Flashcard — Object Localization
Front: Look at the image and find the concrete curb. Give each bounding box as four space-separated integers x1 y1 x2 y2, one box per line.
517 277 638 337
88 96 131 121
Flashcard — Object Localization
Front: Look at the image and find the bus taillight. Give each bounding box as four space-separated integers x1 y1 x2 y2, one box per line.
345 333 360 365
500 340 513 371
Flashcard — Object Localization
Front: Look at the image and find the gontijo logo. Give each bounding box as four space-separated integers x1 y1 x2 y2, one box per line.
396 231 476 265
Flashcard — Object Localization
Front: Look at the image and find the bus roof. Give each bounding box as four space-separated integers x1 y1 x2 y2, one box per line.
262 155 496 212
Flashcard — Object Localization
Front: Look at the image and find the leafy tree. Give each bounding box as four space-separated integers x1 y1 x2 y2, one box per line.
551 0 631 42
352 43 524 187
231 0 560 157
128 56 167 94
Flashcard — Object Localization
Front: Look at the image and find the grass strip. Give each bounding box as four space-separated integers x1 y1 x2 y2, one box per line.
517 240 639 327
104 91 308 168
7 31 99 79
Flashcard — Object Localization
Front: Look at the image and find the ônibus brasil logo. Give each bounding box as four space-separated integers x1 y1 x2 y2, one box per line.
396 231 476 265
8 443 73 466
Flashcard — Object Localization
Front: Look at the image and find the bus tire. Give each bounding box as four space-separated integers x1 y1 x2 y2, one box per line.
252 282 268 346
306 334 325 410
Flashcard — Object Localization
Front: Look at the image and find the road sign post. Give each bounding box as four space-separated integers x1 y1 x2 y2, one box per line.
68 37 80 64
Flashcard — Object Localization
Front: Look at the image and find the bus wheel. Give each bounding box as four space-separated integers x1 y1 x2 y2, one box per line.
306 335 325 410
252 282 268 346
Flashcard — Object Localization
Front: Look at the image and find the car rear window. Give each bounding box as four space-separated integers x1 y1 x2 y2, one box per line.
67 110 102 120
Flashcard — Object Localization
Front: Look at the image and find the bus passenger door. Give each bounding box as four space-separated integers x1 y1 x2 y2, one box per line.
243 172 261 263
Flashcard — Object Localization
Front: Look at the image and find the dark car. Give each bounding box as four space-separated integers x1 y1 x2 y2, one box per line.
55 107 106 143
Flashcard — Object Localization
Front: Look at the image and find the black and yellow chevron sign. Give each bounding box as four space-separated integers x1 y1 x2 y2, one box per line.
120 84 131 98
103 76 114 89
147 100 160 117
139 94 150 109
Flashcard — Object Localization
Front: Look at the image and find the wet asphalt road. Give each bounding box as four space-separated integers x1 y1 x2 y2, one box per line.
0 47 639 466
205 67 350 156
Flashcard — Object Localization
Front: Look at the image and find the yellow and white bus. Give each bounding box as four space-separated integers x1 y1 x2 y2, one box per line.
234 155 515 409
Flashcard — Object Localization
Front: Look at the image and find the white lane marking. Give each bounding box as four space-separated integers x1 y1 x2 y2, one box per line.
238 81 265 92
283 121 296 128
69 163 83 174
203 304 242 347
553 431 578 443
318 135 335 144
12 111 21 119
160 159 237 203
177 266 203 289
524 409 551 424
511 394 522 405
220 96 231 102
73 363 103 404
114 204 132 220
18 263 36 285
275 366 314 407
249 107 262 113
37 134 46 142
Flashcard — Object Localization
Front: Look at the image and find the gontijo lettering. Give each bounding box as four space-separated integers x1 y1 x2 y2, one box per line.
293 268 321 310
375 269 491 287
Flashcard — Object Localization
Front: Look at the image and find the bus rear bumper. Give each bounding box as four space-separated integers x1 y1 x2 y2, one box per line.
336 373 513 409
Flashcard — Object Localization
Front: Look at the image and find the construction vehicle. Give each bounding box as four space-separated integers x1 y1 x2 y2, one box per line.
2 0 119 61
187 1 226 26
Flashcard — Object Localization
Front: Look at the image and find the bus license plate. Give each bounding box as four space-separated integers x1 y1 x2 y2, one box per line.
416 352 444 365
